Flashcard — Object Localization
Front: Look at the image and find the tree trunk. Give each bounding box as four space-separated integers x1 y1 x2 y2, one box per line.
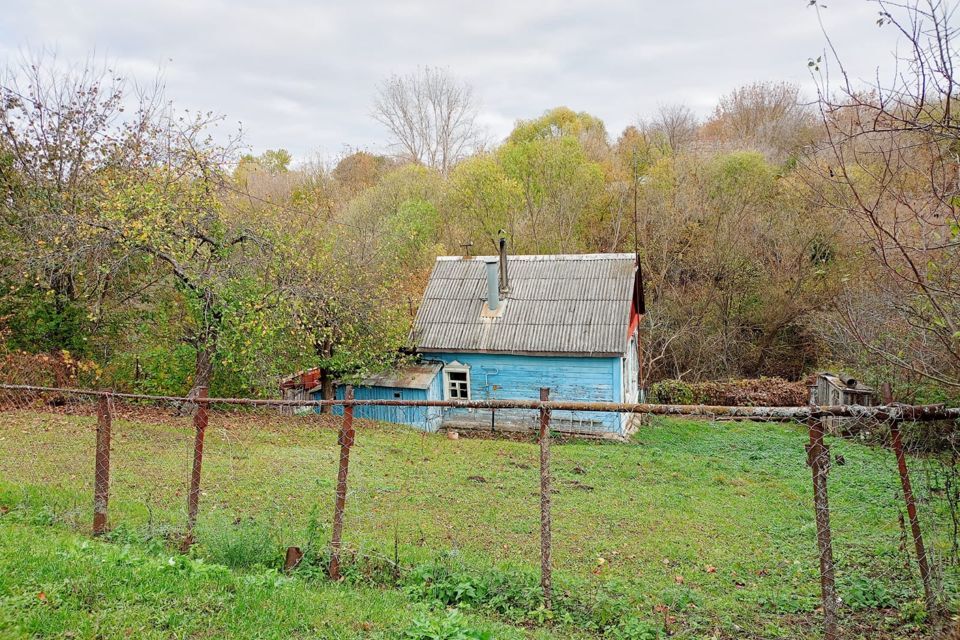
318 366 334 414
316 336 334 414
192 344 213 394
179 341 214 416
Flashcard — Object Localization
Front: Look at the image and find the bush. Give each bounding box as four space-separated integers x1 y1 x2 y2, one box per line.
197 519 280 570
606 617 664 640
401 610 492 640
648 380 695 405
840 575 896 610
649 377 808 406
403 560 542 619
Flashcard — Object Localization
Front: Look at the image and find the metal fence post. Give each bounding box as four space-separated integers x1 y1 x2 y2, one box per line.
329 385 355 581
93 393 112 536
183 386 209 550
881 382 937 618
539 387 552 610
807 417 838 640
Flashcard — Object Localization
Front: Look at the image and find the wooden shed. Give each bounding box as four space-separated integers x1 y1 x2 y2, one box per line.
809 372 877 407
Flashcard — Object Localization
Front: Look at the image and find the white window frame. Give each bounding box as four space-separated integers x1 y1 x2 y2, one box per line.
443 362 471 401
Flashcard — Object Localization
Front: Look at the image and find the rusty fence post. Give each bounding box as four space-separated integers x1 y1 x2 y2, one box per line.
807 417 838 640
329 385 355 581
93 393 113 536
183 386 209 551
881 382 937 618
539 387 553 611
284 546 304 573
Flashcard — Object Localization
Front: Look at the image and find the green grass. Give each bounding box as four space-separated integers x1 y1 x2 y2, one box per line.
0 521 533 639
0 406 955 638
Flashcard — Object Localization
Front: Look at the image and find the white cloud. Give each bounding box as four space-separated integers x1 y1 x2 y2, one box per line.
1 0 902 161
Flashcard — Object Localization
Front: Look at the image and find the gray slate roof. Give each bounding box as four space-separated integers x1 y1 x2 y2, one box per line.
312 363 443 392
413 253 637 356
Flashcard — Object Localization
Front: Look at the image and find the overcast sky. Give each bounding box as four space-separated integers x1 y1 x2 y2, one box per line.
2 0 902 162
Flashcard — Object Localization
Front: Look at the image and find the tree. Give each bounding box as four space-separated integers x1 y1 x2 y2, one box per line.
0 53 277 398
443 154 523 252
0 53 157 362
508 106 611 163
373 67 481 175
703 82 817 162
806 0 960 390
332 150 389 197
498 131 606 253
643 104 699 154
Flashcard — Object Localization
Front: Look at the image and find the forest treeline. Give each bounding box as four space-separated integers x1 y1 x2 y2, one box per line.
1 2 958 402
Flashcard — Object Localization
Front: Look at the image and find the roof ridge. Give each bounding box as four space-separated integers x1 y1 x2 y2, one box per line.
436 253 634 262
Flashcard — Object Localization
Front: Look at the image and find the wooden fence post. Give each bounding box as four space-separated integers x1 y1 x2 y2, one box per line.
807 417 838 640
539 387 553 611
329 385 355 581
881 382 937 618
183 386 209 551
93 393 112 536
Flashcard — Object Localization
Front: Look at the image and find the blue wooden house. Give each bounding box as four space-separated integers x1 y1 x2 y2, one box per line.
315 244 643 438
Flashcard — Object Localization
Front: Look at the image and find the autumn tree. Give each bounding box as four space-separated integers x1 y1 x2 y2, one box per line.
0 54 281 397
0 54 160 363
806 0 960 391
704 82 817 162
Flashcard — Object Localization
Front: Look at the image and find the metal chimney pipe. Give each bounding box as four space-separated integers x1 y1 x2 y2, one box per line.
498 237 509 292
484 259 500 312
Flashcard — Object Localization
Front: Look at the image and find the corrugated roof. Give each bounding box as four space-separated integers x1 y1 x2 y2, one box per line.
311 363 443 392
413 254 637 356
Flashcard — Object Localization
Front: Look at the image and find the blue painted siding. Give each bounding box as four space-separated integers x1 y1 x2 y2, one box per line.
432 352 624 435
318 380 443 432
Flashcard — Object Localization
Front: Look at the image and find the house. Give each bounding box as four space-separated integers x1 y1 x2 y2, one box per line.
313 241 644 438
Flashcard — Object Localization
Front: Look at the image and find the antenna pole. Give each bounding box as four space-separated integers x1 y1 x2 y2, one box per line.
632 151 640 264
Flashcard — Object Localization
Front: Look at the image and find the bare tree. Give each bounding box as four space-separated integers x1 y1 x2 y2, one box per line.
373 67 481 175
642 104 699 154
806 0 960 388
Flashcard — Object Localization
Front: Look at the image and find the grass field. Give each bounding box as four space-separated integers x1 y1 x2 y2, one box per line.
0 405 956 638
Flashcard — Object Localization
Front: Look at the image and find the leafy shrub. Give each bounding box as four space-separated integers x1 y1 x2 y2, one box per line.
898 598 928 624
649 380 695 405
606 617 664 640
403 560 542 619
841 575 896 610
197 519 280 570
401 610 492 640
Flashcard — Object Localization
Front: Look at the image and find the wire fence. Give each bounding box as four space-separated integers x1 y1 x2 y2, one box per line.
1 381 959 639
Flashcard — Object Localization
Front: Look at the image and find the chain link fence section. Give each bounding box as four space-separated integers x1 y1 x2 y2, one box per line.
336 402 544 581
808 405 959 638
2 382 960 638
0 385 98 532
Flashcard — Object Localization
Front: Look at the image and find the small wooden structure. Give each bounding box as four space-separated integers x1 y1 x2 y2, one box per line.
809 372 876 406
279 368 322 414
809 372 877 433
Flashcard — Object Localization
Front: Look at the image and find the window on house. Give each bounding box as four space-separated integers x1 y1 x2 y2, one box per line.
445 369 470 400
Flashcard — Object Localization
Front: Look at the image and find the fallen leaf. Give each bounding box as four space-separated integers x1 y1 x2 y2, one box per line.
674 575 684 584
37 592 47 601
705 565 716 573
